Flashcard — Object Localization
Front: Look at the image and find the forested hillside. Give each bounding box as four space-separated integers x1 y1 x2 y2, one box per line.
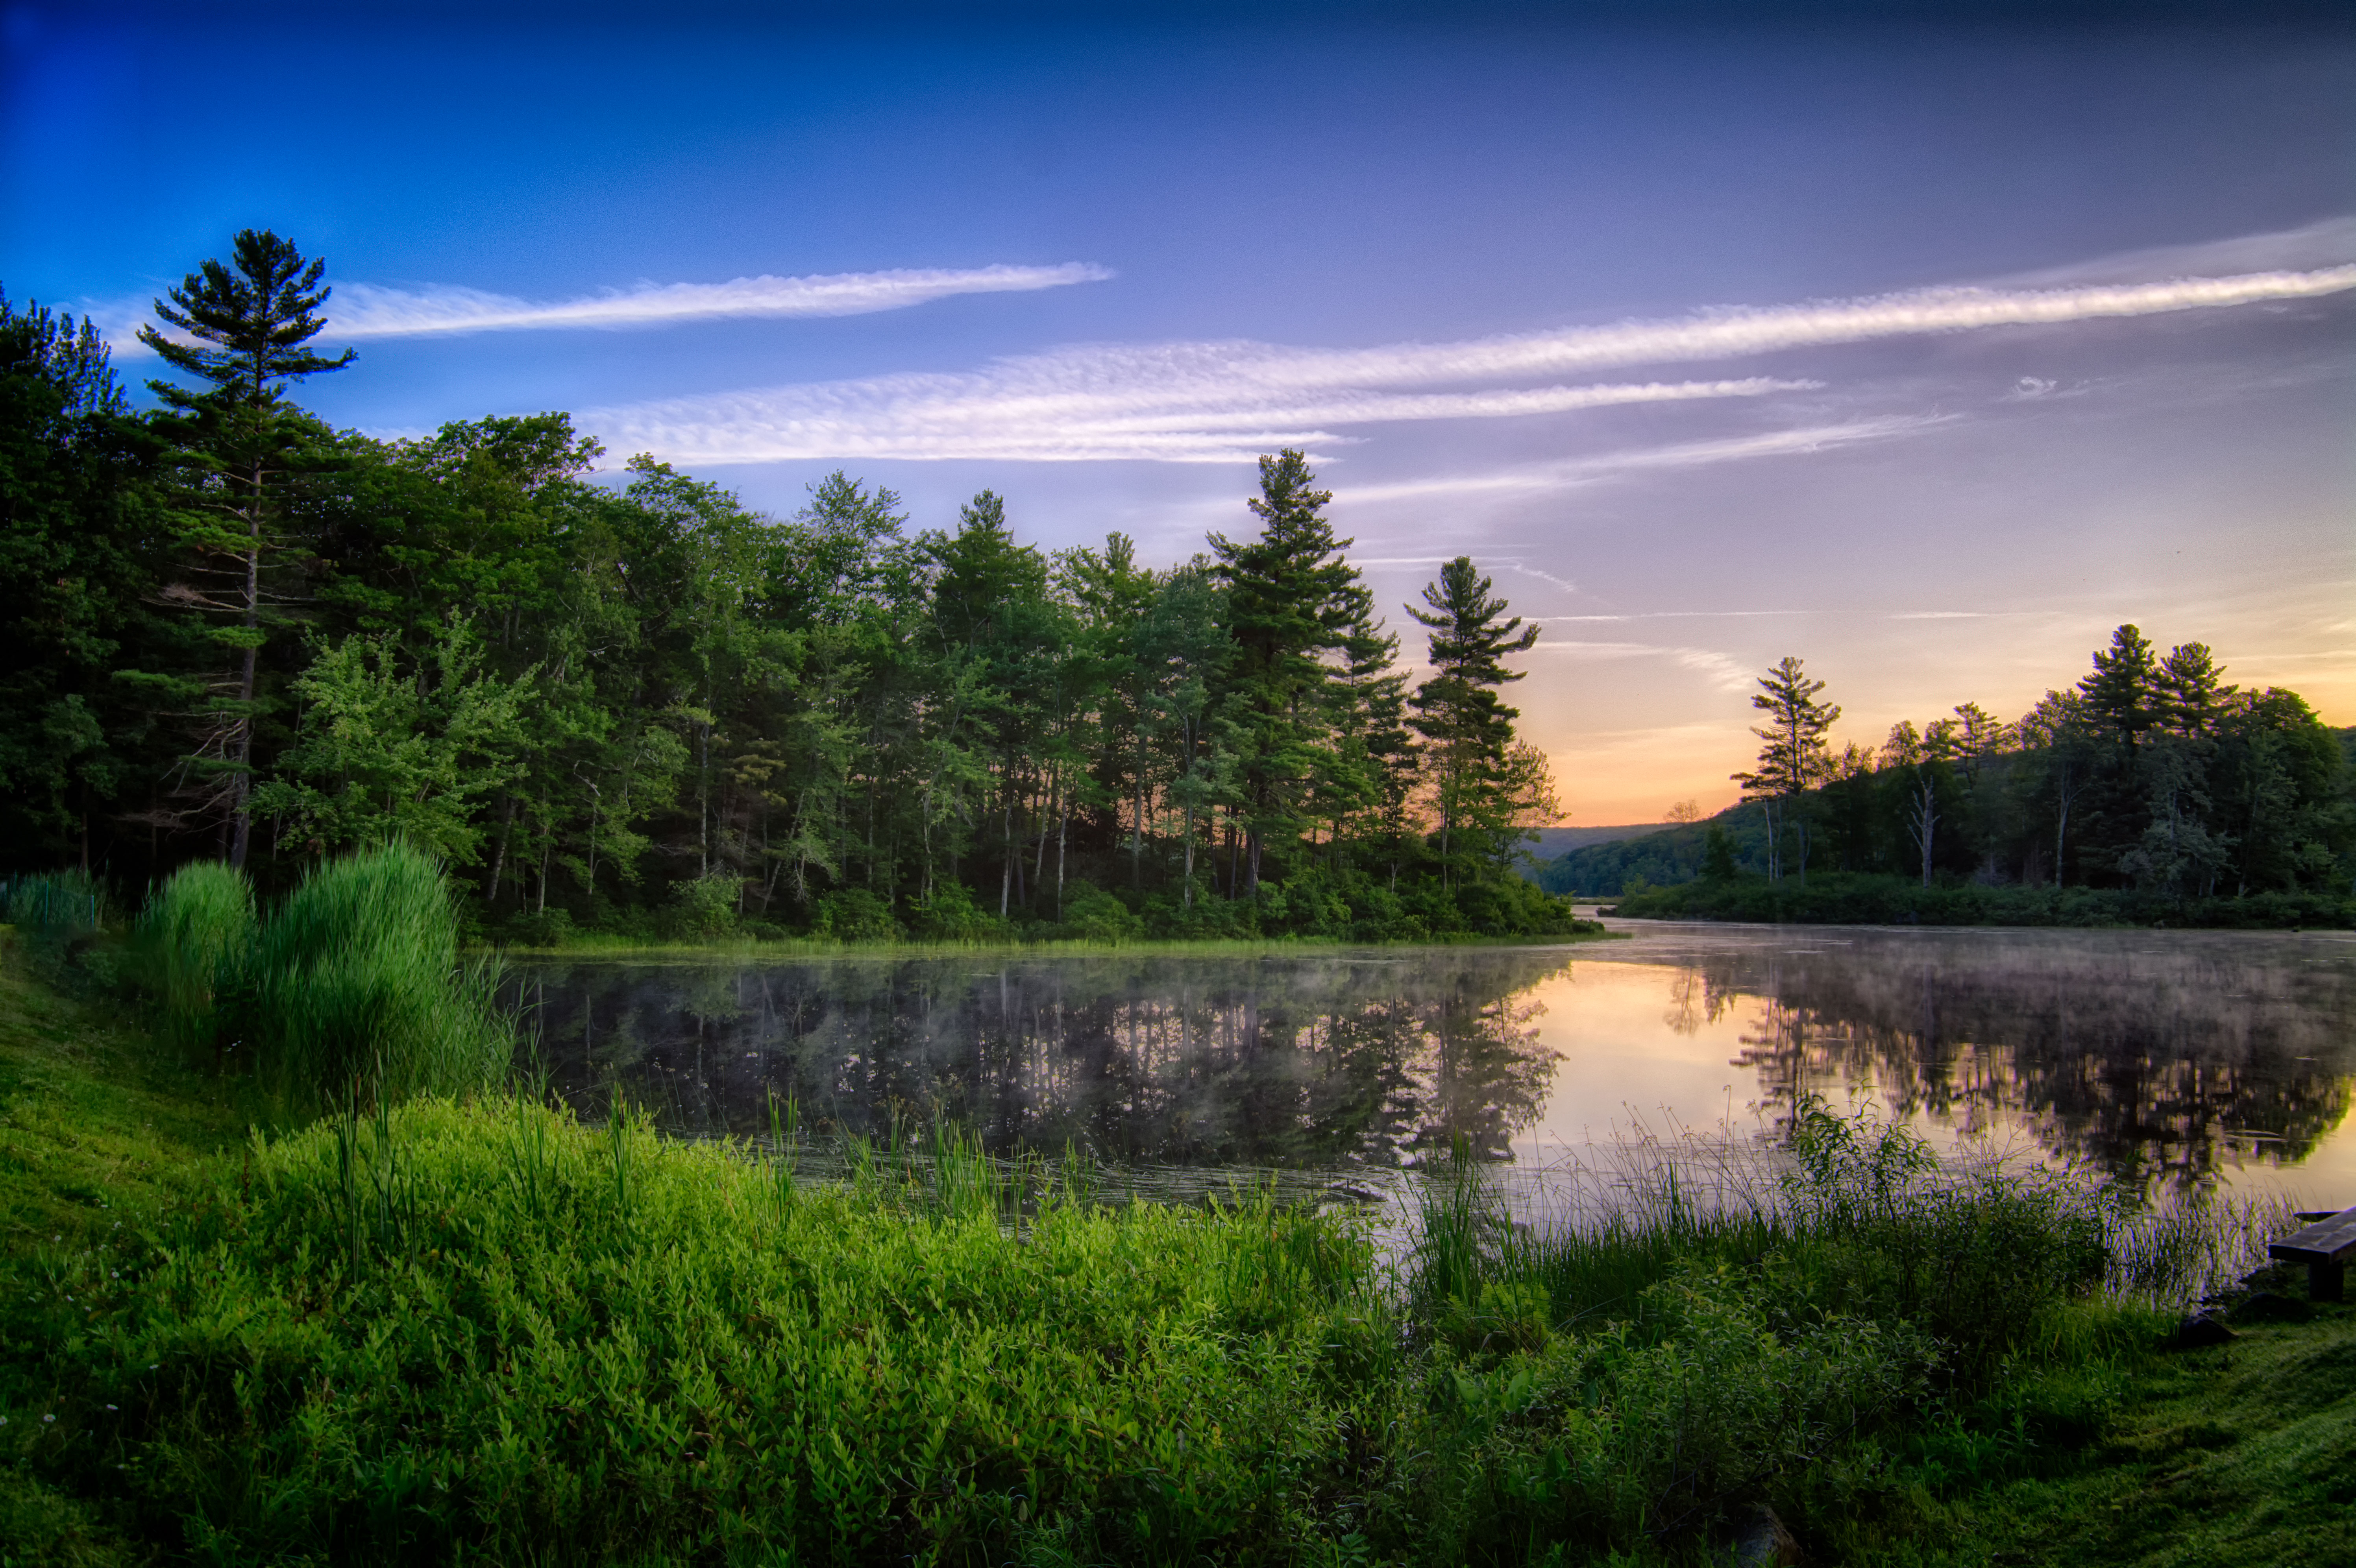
0 235 1579 942
1539 644 2355 922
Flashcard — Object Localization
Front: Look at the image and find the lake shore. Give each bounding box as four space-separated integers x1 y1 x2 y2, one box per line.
479 924 1627 960
4 939 2349 1566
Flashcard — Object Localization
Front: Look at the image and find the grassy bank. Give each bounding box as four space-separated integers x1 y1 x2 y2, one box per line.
486 926 1620 960
2 923 2349 1564
1609 872 2356 929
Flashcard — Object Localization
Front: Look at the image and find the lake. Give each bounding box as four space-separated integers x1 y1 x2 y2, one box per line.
512 922 2356 1208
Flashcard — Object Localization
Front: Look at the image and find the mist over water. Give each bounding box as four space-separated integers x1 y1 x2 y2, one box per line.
515 927 2356 1201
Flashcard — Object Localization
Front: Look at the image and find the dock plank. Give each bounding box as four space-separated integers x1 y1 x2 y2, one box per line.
2269 1205 2356 1302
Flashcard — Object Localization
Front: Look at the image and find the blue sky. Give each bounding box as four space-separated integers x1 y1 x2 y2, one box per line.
7 3 2351 820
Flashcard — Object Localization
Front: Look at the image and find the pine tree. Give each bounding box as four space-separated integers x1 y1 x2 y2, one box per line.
139 229 355 866
2077 624 2160 751
1207 450 1370 896
1733 656 1839 882
1407 556 1542 885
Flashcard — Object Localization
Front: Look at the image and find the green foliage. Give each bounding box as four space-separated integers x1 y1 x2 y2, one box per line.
3 960 2341 1568
1611 870 2355 928
1700 822 1739 880
244 842 513 1109
134 862 254 1063
809 885 896 941
6 1095 1384 1565
1058 883 1144 943
249 620 535 865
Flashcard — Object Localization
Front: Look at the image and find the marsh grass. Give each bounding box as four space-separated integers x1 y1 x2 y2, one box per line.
247 842 513 1111
134 862 255 1066
126 843 516 1115
1388 1104 2167 1560
488 929 1618 960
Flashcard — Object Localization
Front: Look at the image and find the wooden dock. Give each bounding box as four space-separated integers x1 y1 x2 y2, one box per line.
2269 1207 2356 1302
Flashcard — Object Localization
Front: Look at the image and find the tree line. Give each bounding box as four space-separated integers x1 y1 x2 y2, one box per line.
1 231 1575 941
1549 637 2351 907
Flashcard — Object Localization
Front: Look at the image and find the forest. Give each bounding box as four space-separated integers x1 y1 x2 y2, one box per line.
0 232 1577 943
1540 642 2356 924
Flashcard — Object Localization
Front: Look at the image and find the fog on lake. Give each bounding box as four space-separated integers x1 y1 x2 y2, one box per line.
514 925 2356 1200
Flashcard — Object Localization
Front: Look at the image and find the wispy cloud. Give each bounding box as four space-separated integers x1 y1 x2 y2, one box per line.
1532 640 1756 693
583 258 2352 465
104 263 1113 354
592 371 1805 464
1339 417 1951 502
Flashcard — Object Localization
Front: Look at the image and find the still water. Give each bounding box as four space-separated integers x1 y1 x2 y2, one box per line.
513 923 2356 1203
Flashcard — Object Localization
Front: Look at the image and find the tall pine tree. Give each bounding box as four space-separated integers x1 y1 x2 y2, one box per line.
139 229 355 866
1207 450 1370 896
1407 556 1542 885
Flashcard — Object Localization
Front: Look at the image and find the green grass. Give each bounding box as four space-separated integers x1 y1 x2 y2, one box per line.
0 937 2347 1566
488 927 1620 959
133 862 254 1066
1901 1273 2356 1568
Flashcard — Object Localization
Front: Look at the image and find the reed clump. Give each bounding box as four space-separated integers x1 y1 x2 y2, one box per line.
136 860 255 1065
132 842 514 1112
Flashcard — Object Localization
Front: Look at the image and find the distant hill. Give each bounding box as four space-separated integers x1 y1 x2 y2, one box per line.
1522 824 1666 861
1528 803 1772 896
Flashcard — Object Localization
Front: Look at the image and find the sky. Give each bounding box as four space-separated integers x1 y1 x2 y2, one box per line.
6 2 2352 824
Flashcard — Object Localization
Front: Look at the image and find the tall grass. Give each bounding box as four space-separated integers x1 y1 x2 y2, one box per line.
1 867 105 933
129 843 515 1113
250 842 514 1109
11 1094 1384 1565
136 861 255 1064
1 868 107 983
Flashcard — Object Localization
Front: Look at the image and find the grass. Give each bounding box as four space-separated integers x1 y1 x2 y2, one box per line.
134 863 253 1066
487 927 1622 959
248 843 513 1110
0 927 2347 1566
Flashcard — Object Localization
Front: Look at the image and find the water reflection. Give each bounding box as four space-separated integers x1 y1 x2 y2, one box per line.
516 949 1570 1168
1583 928 2356 1192
512 929 2356 1193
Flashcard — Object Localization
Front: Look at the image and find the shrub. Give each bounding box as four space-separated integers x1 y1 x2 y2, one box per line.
1 868 108 984
906 880 1001 941
1058 883 1144 944
667 871 742 938
812 885 899 941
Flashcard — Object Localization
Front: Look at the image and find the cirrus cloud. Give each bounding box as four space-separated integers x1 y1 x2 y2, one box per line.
580 261 2356 465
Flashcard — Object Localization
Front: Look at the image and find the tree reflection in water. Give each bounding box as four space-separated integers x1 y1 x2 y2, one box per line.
1638 931 2356 1192
516 948 1572 1168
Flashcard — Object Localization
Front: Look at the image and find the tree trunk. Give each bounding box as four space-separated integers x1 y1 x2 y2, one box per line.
999 790 1013 919
227 482 263 869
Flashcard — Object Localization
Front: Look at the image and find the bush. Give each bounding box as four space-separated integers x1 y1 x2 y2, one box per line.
1 868 108 984
906 880 1001 941
1058 883 1144 943
667 871 742 938
810 885 899 941
497 905 573 947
